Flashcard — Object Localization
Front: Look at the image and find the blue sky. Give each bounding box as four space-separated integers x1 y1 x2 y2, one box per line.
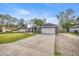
0 3 79 24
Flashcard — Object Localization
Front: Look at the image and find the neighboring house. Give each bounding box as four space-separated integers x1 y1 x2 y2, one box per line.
69 25 79 32
17 29 26 32
2 27 12 32
40 23 58 35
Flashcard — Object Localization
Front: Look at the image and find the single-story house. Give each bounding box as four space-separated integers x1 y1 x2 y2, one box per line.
40 23 58 35
27 23 58 35
2 27 12 32
69 25 79 32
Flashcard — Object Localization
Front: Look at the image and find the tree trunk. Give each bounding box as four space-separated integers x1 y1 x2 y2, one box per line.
67 28 69 32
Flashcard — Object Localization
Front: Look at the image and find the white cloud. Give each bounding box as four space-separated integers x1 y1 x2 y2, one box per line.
46 17 58 24
16 9 30 15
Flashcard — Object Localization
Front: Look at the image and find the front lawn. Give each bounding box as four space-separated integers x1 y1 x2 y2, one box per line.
68 32 79 38
0 33 34 44
69 32 79 36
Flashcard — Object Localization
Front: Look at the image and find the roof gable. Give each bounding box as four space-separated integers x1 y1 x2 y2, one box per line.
41 23 58 28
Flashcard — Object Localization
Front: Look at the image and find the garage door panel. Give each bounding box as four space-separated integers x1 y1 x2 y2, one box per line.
41 28 55 34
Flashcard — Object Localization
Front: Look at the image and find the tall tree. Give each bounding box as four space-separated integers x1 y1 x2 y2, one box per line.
18 18 25 29
0 14 12 32
4 14 13 27
0 14 18 32
25 20 28 28
76 16 79 25
31 18 47 26
56 9 75 32
9 17 18 31
30 18 47 32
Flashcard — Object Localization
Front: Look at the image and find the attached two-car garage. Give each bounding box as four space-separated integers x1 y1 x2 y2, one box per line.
41 28 56 34
41 23 58 35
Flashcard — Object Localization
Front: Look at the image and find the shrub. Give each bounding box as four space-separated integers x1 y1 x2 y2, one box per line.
74 30 78 33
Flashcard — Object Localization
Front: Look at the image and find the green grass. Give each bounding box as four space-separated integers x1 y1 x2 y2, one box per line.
69 32 79 36
54 51 62 56
54 45 62 56
0 33 34 44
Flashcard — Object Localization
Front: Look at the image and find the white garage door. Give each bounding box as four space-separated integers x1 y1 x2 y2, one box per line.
41 28 55 34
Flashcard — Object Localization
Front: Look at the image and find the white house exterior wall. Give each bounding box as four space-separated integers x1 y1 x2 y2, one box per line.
69 28 79 32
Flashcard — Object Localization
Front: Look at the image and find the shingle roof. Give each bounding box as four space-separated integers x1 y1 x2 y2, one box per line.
41 23 58 28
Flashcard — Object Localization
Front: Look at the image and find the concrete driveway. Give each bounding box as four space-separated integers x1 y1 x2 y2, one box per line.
0 34 55 56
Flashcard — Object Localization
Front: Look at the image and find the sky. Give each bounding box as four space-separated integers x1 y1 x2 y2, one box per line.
0 3 79 24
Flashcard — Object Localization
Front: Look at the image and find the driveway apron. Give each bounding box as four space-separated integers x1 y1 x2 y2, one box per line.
0 34 55 56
